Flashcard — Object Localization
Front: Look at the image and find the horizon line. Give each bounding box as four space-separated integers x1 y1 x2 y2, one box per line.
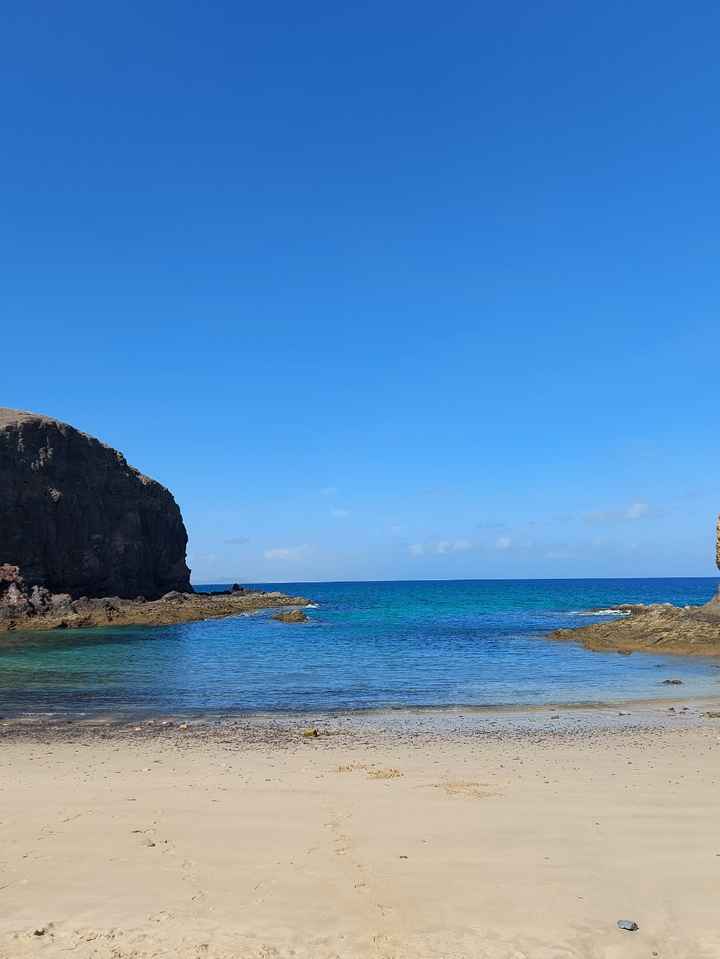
191 574 720 587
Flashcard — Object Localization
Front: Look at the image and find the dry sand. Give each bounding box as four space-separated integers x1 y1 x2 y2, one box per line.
2 707 720 959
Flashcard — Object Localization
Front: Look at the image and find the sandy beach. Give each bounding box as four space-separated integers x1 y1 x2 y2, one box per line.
2 706 719 959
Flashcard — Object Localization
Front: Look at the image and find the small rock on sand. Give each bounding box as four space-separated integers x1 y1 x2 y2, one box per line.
617 919 639 932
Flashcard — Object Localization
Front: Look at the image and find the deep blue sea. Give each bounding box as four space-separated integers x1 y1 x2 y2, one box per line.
1 578 719 717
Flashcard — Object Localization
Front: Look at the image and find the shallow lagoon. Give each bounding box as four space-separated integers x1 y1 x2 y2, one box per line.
1 577 718 717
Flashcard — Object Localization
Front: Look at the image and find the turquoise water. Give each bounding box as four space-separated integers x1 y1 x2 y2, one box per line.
0 578 718 717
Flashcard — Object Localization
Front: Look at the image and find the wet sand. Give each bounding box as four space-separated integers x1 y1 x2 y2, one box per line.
2 704 720 958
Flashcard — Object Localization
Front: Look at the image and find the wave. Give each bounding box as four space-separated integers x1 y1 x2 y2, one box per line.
570 608 631 617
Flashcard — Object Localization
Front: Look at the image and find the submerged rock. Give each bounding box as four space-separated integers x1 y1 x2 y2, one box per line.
273 609 309 624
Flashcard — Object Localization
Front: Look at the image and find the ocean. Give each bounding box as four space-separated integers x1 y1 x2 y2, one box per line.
0 577 718 717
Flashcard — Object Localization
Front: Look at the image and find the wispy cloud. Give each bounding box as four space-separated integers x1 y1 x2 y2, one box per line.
224 536 250 545
263 545 310 561
330 507 350 518
437 539 472 554
584 501 650 525
408 539 473 557
495 536 513 550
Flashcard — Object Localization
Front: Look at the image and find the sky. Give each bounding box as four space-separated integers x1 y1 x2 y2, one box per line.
3 1 719 583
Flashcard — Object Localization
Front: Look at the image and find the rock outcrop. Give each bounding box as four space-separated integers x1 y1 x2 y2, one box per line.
0 584 310 632
551 601 720 656
0 408 191 600
551 513 720 656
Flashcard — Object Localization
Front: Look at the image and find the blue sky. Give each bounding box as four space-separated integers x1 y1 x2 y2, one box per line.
3 1 719 582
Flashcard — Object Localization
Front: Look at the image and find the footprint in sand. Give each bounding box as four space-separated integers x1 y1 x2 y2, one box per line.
337 762 371 773
147 910 173 923
367 768 402 780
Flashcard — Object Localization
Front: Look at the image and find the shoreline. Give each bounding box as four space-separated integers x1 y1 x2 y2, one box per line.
3 693 720 741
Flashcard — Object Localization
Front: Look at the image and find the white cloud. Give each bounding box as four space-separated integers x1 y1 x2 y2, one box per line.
584 501 651 524
408 539 473 557
436 539 472 554
330 507 350 518
495 536 512 550
263 545 310 561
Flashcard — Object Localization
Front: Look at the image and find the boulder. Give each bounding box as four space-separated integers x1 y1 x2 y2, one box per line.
273 609 309 624
0 408 191 599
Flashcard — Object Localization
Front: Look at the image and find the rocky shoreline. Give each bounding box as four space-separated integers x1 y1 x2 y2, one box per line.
552 589 720 656
0 408 191 598
0 408 312 635
0 570 310 633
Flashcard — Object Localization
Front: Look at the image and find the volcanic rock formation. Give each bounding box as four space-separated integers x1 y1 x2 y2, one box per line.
549 512 720 656
0 408 191 599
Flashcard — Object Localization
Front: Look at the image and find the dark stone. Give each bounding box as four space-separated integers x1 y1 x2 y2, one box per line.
160 591 188 602
0 408 191 600
661 679 683 685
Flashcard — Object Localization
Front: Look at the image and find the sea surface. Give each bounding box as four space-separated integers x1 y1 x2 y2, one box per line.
1 578 719 717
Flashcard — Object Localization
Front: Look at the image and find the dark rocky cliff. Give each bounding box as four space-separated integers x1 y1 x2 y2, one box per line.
0 408 191 599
